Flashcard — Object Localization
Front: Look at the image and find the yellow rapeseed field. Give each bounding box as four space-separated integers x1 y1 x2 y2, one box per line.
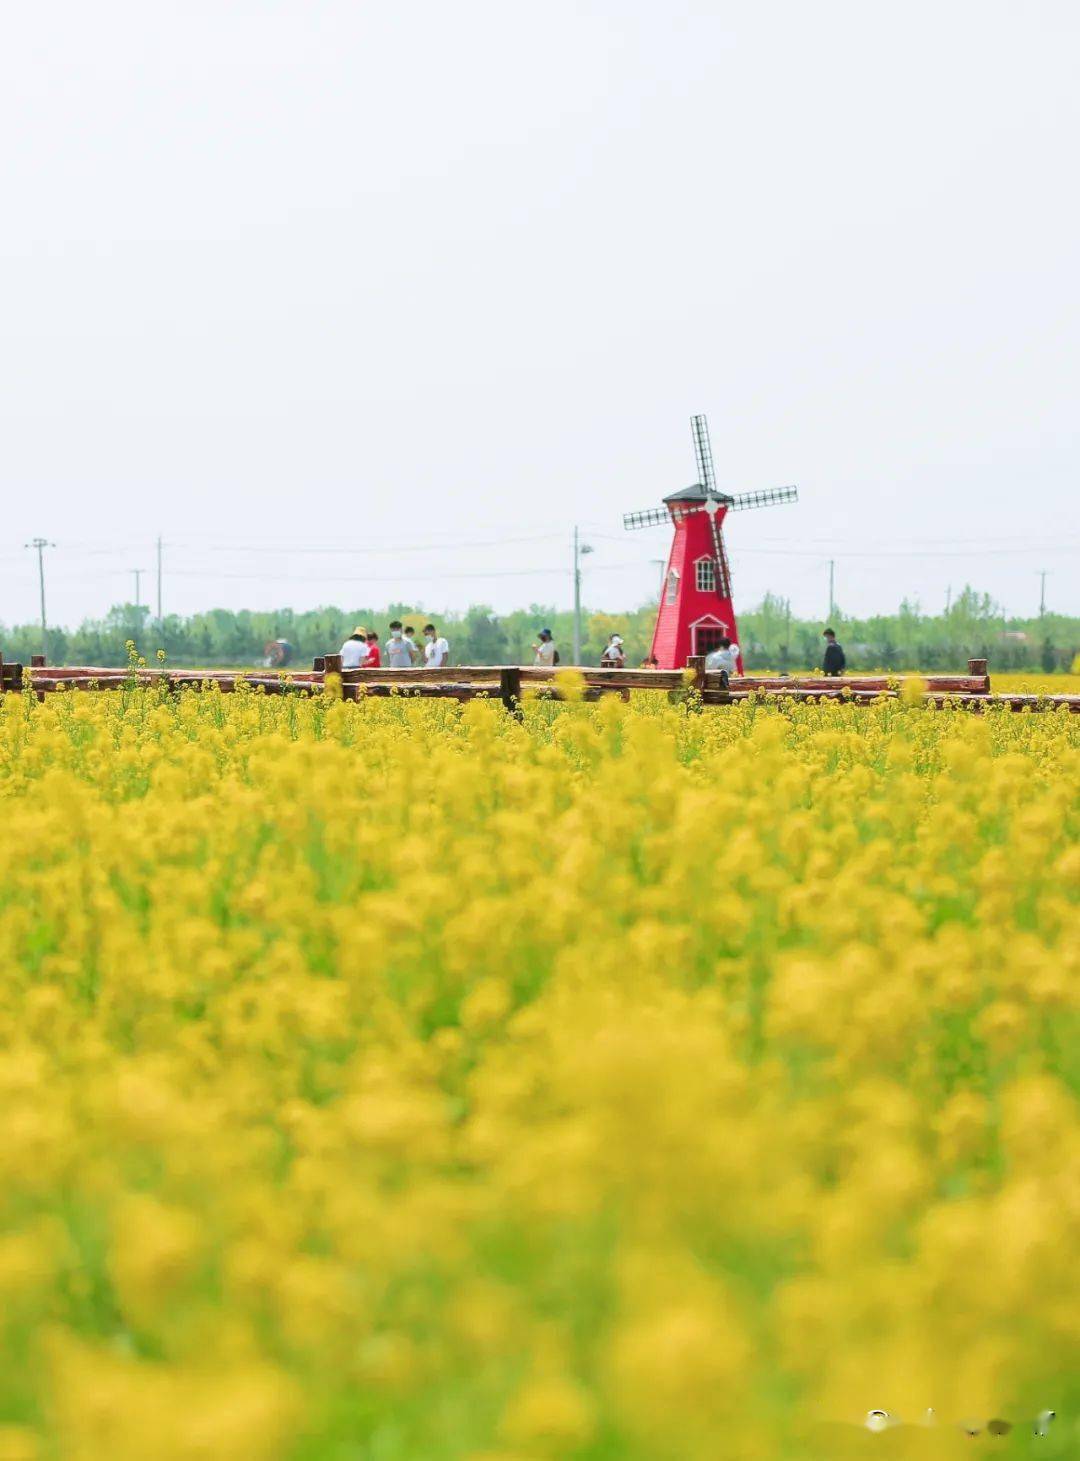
0 683 1076 1460
992 673 1080 694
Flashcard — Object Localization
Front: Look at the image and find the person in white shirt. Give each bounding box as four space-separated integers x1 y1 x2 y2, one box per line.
705 637 740 678
600 633 625 668
386 621 415 669
532 628 557 667
339 626 370 670
423 623 450 667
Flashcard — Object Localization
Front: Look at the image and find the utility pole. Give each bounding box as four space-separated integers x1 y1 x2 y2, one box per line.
156 535 163 624
132 569 144 608
827 559 835 621
25 538 55 661
781 596 791 675
1039 570 1048 617
945 584 952 614
571 526 593 665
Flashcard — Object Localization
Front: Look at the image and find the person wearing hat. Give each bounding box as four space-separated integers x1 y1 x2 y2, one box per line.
339 625 370 669
532 628 557 667
600 633 625 668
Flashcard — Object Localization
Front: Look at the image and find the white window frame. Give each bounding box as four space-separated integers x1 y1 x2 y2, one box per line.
694 556 716 592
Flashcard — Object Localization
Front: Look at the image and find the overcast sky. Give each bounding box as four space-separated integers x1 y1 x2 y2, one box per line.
1 0 1077 629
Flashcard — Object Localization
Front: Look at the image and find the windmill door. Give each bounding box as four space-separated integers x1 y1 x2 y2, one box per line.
691 619 726 658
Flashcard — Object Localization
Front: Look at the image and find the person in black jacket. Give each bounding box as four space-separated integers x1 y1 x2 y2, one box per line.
822 627 846 676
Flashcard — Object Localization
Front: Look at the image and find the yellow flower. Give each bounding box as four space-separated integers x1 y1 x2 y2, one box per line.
0 685 1073 1454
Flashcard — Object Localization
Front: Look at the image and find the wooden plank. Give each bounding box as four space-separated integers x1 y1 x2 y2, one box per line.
31 666 240 681
990 694 1080 712
29 673 318 696
344 683 485 702
518 666 686 690
701 687 898 705
340 665 505 685
713 674 989 693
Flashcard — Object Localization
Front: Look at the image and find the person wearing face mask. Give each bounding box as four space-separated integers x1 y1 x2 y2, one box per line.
386 621 414 669
423 623 450 668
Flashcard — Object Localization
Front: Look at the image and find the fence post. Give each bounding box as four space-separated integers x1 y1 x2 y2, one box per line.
312 656 326 673
323 652 343 701
968 658 989 692
686 655 706 699
30 653 45 702
499 666 522 720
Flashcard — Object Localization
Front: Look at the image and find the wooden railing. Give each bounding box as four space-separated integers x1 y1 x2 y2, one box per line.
1 652 1077 712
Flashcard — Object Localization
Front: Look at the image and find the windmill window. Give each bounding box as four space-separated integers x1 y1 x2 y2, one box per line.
665 568 679 604
695 557 717 592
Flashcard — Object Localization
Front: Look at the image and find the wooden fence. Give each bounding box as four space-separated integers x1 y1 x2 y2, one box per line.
1 652 1077 712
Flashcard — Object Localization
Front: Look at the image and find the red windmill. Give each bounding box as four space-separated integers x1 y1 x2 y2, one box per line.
624 415 797 669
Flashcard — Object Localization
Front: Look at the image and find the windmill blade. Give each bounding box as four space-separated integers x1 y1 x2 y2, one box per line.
707 513 733 599
691 415 716 493
727 485 798 512
623 507 672 530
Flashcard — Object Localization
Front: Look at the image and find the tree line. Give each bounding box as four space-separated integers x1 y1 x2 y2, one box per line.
1 587 1076 672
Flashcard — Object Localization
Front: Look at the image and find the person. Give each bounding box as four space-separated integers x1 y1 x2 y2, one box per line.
640 653 660 670
822 627 846 676
403 626 420 664
600 633 625 668
423 623 450 667
386 621 415 669
339 626 369 669
705 636 740 681
365 631 382 668
532 628 557 667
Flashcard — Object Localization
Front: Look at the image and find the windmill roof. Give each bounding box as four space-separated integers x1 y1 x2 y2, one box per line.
663 483 734 505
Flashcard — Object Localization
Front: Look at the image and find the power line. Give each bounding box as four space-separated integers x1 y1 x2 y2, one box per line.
750 540 1079 554
164 559 656 585
163 532 570 557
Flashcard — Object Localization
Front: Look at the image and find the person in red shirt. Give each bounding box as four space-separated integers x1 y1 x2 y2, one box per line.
365 631 382 668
